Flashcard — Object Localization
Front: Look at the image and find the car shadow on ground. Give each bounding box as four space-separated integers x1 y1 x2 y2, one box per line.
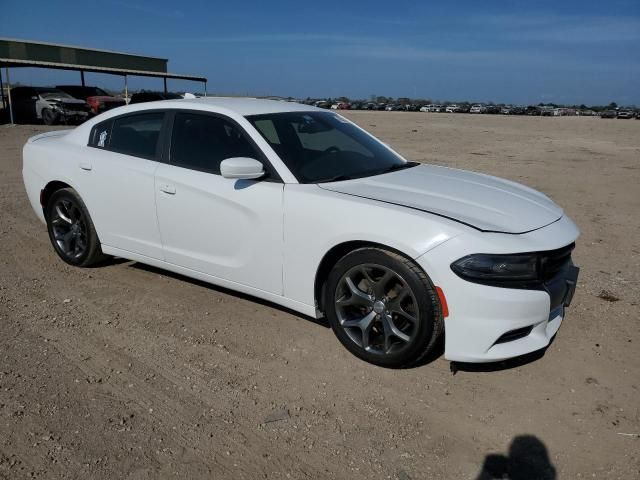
475 434 556 480
120 260 330 329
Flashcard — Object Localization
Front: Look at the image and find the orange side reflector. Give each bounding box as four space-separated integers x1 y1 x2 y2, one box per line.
435 286 449 318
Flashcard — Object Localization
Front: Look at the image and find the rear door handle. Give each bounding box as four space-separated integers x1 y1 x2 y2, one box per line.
79 160 92 171
159 184 176 195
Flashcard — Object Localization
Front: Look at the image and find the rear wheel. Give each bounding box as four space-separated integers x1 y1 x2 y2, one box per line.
45 188 107 267
324 247 443 368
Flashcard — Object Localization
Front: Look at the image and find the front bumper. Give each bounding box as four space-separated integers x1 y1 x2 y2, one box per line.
416 216 580 363
60 110 89 122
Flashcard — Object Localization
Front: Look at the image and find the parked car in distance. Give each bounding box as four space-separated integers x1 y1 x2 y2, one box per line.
485 105 501 114
23 97 580 368
500 105 513 114
56 85 126 115
419 105 431 112
616 110 634 119
599 110 617 119
10 86 91 125
129 91 184 104
470 104 486 114
445 105 460 113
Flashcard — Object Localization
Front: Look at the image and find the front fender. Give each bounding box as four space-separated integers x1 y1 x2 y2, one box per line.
282 184 465 312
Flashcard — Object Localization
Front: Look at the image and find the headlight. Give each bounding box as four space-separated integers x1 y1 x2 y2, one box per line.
451 253 539 285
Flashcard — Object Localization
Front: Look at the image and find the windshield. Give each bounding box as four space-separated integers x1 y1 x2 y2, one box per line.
246 111 414 183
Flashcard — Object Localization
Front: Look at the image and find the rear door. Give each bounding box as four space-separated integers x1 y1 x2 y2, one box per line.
154 111 284 294
76 111 166 259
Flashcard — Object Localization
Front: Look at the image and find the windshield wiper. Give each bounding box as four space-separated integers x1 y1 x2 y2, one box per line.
375 161 419 176
315 162 419 183
315 174 355 183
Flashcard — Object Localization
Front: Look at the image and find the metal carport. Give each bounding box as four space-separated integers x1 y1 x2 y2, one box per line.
0 38 208 123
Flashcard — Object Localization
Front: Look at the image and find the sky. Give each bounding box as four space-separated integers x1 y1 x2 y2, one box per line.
1 0 639 105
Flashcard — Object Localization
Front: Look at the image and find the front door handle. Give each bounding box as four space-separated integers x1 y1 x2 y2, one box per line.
79 160 92 171
159 184 176 195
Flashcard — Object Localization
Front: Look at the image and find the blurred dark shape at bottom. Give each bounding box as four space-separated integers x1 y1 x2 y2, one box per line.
476 434 556 480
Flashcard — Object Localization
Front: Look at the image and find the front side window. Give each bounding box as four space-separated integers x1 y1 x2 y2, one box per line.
246 111 413 183
109 112 164 159
170 112 260 174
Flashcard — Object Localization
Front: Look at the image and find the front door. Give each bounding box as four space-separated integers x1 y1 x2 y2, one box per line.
154 111 284 294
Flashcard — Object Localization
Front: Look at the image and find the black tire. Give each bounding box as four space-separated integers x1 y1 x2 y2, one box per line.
42 108 57 126
45 188 107 267
324 247 443 368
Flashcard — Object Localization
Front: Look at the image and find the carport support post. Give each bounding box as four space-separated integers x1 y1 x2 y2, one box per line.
163 77 167 94
5 67 13 125
204 81 207 97
0 67 5 110
80 70 85 87
124 74 128 103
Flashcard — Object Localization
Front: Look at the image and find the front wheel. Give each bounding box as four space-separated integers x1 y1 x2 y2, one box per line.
42 108 58 126
45 188 107 267
324 248 443 368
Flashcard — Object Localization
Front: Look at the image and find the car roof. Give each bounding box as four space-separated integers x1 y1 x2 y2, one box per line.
34 87 64 92
67 96 326 144
149 97 323 116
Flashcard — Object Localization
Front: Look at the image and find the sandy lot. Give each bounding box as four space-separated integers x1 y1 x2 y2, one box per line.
0 113 638 479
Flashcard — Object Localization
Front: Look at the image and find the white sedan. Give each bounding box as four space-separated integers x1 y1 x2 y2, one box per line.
22 98 579 367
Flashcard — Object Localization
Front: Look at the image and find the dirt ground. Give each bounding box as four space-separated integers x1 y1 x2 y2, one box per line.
0 112 638 479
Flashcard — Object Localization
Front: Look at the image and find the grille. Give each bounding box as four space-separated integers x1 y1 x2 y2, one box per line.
539 243 574 282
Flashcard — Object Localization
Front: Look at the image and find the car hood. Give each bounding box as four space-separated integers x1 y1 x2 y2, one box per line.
318 164 563 234
46 97 86 105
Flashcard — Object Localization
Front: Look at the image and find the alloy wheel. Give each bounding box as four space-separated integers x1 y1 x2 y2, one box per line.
334 263 419 355
50 198 88 260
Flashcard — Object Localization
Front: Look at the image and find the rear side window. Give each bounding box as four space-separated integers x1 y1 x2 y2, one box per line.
89 119 113 149
109 112 164 159
170 112 260 174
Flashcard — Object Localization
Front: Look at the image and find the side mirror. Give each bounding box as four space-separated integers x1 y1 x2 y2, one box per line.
220 157 265 180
